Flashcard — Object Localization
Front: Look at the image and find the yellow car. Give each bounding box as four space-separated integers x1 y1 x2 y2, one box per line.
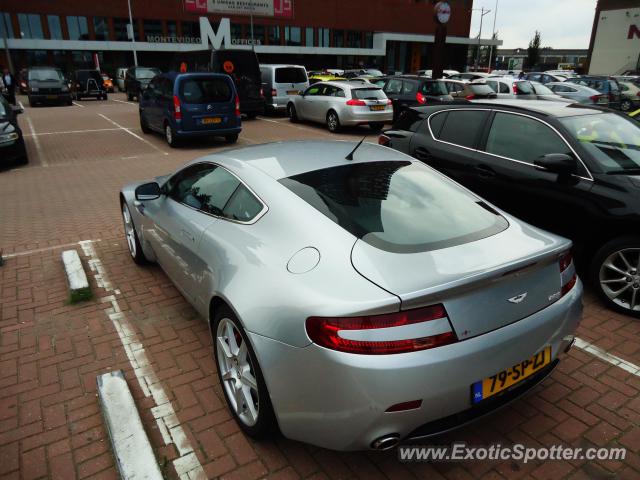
308 74 346 85
101 74 115 93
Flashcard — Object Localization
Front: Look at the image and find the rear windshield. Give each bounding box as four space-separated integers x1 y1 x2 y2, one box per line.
421 81 448 96
28 69 64 81
135 68 160 79
280 161 508 253
213 50 260 80
470 84 496 95
352 88 386 100
275 67 307 84
179 77 232 103
515 81 534 94
77 70 102 81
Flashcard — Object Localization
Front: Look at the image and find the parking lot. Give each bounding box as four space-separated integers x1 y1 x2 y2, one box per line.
1 94 639 479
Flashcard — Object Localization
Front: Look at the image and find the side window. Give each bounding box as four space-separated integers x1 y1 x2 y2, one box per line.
499 82 510 94
486 80 498 93
161 78 173 100
223 184 264 222
485 113 571 164
334 88 345 98
428 111 447 137
149 79 161 97
401 81 417 95
385 79 403 95
304 85 321 96
437 110 489 149
169 164 241 216
529 74 541 82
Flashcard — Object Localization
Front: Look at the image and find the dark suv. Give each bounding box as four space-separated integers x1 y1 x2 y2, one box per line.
567 76 622 110
71 69 108 101
373 75 452 120
27 67 72 106
380 100 640 317
125 67 161 101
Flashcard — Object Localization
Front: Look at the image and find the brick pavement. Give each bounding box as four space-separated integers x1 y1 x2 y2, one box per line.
0 94 638 479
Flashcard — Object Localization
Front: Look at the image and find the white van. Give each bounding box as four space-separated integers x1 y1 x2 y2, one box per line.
260 64 309 113
116 67 127 92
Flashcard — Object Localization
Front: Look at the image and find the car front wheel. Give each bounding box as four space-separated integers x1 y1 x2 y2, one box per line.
591 237 640 317
121 202 148 265
287 103 299 123
140 113 151 134
621 99 633 112
165 123 178 147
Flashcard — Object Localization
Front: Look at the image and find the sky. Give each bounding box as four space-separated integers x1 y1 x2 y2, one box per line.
469 0 598 50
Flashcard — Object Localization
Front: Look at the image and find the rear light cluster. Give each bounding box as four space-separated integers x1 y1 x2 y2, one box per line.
589 95 601 103
558 250 577 298
465 94 475 100
378 134 391 146
512 83 519 94
173 95 181 120
234 94 241 116
346 99 367 106
260 87 264 97
305 304 458 355
416 92 427 104
271 88 277 97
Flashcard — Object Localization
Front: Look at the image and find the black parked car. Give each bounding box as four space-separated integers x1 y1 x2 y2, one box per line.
125 67 161 101
380 100 640 316
27 67 72 107
210 49 264 118
376 75 452 120
71 69 108 101
567 76 622 110
0 95 27 166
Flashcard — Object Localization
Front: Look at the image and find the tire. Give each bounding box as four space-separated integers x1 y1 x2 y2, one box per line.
164 122 179 148
369 122 384 132
212 306 277 438
589 236 640 317
103 94 108 101
66 99 72 106
621 99 632 112
326 110 341 133
121 202 148 265
245 112 257 120
140 113 151 134
127 91 133 101
225 133 239 143
287 103 299 123
15 153 28 165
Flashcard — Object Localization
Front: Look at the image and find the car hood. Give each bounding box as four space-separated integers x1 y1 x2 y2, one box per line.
29 79 65 88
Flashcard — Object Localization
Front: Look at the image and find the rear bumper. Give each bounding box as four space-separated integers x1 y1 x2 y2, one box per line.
249 278 583 451
340 109 393 125
176 126 242 138
29 93 71 102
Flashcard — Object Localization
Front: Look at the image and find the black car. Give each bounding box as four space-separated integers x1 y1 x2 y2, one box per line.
27 67 72 107
0 95 27 166
380 100 640 316
71 69 108 101
210 50 264 118
376 75 453 120
567 76 622 110
125 67 161 101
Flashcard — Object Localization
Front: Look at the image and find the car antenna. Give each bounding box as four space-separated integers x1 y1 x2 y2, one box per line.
345 135 368 161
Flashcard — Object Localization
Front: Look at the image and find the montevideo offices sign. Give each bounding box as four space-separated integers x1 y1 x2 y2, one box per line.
184 0 293 18
146 18 262 46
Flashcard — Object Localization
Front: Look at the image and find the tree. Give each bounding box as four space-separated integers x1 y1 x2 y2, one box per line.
527 30 541 69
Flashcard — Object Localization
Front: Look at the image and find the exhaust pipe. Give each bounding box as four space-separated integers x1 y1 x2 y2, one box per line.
371 434 400 451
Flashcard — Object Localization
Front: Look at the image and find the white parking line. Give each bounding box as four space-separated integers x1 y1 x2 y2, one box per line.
23 128 120 137
18 101 25 110
3 239 101 259
112 99 137 106
98 113 169 156
78 241 205 480
257 116 324 134
25 115 48 167
72 101 85 108
575 337 640 376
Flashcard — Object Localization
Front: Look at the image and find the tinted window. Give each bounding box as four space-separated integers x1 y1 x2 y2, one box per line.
223 184 263 222
169 164 241 216
385 79 403 94
275 67 307 83
352 88 386 100
485 113 571 164
135 68 160 79
428 111 447 137
180 77 232 103
437 110 489 148
212 50 260 83
421 81 448 96
469 84 495 95
280 161 508 253
28 68 64 81
402 81 417 95
304 85 322 96
394 109 425 132
515 81 534 94
499 82 510 94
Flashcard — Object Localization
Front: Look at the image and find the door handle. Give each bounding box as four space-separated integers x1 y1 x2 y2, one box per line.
181 229 195 243
413 146 433 162
475 164 496 178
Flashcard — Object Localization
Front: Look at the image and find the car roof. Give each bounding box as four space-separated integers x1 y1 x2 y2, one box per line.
323 81 380 89
411 99 607 117
260 64 305 69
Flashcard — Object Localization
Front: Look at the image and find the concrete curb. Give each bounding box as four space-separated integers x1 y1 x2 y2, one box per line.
61 249 92 302
97 371 164 480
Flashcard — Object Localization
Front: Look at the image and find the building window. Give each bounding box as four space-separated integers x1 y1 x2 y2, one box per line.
305 27 314 47
318 28 330 47
365 32 373 49
284 26 301 46
18 13 44 39
47 15 63 40
67 16 89 40
0 13 14 38
230 23 242 40
167 21 177 37
347 31 362 48
113 18 128 41
93 17 109 40
72 50 92 67
24 50 48 66
181 21 198 37
143 20 163 40
250 24 264 44
334 30 344 48
268 26 280 45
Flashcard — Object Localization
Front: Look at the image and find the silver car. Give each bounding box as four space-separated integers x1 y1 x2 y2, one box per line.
287 81 393 132
546 82 608 106
260 64 309 113
120 140 582 451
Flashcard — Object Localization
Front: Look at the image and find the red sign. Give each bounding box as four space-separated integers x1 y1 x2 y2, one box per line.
185 0 207 14
223 61 235 73
274 0 293 18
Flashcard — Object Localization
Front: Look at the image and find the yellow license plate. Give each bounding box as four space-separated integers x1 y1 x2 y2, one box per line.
370 105 385 111
202 117 222 125
287 90 299 95
471 346 552 404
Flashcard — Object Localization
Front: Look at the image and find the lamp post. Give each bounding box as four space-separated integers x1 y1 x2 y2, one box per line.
487 0 499 71
250 0 255 49
1 13 14 74
127 0 138 66
472 7 491 71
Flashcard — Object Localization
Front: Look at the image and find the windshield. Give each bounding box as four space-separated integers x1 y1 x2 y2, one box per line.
135 68 160 79
422 81 448 96
28 69 64 82
352 88 386 100
275 67 307 83
560 113 640 173
280 161 508 253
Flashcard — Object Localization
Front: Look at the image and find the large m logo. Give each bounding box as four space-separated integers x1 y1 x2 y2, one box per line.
200 17 231 50
628 24 640 39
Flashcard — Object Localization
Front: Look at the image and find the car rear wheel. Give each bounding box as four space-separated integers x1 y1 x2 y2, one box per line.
326 110 341 133
140 113 151 134
164 123 178 148
225 133 239 143
621 99 632 112
121 202 148 265
591 237 640 317
245 112 257 120
287 103 299 123
213 307 277 438
127 91 133 101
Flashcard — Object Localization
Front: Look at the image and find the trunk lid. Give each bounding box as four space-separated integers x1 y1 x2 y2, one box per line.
351 224 570 340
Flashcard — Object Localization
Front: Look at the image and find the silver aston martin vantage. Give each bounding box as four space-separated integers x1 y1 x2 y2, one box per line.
120 140 582 451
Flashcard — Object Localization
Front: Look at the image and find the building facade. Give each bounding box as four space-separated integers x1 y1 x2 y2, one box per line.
496 48 589 72
0 0 499 76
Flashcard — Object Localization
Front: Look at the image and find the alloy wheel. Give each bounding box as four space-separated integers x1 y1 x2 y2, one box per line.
216 318 260 426
599 248 640 312
122 203 137 258
327 112 338 131
621 100 632 112
165 125 173 145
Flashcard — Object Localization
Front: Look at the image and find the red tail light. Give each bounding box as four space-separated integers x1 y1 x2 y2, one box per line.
271 88 277 97
305 304 457 355
346 99 366 106
378 134 390 146
234 94 241 116
589 95 600 103
173 95 181 120
260 87 264 97
386 99 392 105
465 94 475 100
416 92 427 104
558 250 577 298
513 83 520 95
386 400 422 412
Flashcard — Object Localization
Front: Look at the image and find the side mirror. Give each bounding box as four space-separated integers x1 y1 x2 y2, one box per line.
135 182 162 201
11 105 23 115
534 153 577 175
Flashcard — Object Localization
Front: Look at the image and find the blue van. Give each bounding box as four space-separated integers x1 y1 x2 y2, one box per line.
139 72 241 147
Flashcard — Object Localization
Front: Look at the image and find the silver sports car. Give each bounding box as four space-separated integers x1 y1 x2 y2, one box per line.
120 140 582 451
